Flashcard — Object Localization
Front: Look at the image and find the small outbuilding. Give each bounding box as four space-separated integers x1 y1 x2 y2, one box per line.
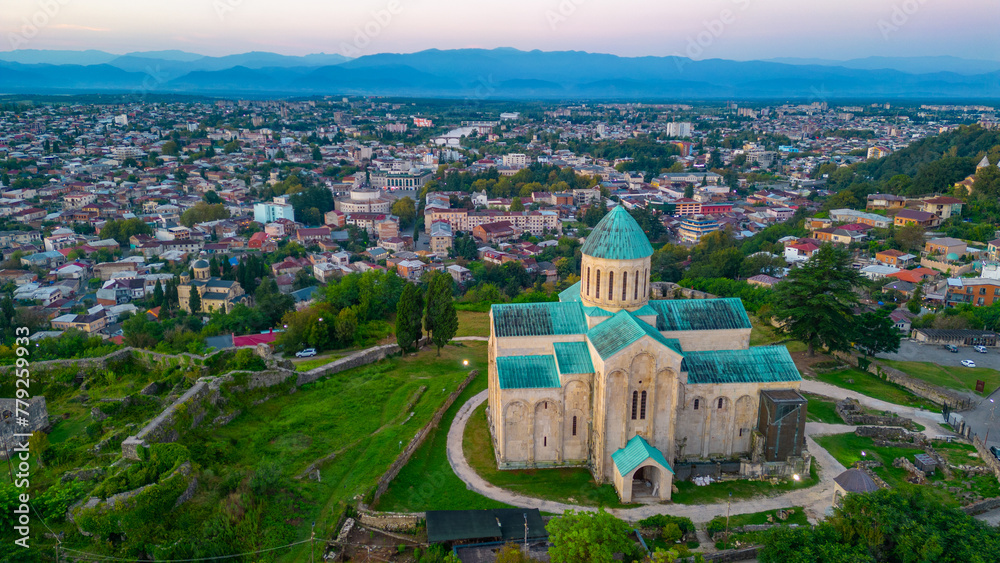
832 468 879 506
425 508 548 545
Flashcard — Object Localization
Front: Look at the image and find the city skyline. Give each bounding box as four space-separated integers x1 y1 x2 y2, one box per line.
3 0 998 62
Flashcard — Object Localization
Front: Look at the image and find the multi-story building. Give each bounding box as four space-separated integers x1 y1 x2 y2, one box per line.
430 221 453 256
921 196 964 221
424 208 561 236
369 170 432 190
253 201 295 224
334 187 395 213
946 278 1000 308
177 260 247 314
677 215 720 243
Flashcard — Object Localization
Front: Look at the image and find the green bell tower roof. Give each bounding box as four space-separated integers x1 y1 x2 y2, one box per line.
581 205 654 261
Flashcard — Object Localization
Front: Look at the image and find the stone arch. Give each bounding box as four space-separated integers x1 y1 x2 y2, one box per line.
534 399 560 463
732 395 757 454
684 395 707 457
604 370 628 468
708 396 732 456
503 400 530 463
564 380 589 460
628 353 656 438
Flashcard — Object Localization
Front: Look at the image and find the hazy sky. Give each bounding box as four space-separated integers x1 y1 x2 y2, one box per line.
3 0 997 60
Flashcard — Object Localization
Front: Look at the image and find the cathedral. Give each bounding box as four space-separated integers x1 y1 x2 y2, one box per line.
486 206 805 502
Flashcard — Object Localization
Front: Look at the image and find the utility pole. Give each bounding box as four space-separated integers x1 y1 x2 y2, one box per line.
725 492 732 547
310 521 316 563
523 512 528 555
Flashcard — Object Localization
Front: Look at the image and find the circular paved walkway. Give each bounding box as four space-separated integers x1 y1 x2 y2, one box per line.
447 390 870 523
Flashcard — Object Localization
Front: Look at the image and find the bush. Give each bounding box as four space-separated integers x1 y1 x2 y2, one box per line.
638 514 695 534
663 523 683 542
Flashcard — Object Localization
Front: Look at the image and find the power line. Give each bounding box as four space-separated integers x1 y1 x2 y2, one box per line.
61 538 314 562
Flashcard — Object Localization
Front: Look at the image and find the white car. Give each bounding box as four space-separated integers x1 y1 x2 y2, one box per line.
295 348 317 358
961 359 976 368
975 345 988 354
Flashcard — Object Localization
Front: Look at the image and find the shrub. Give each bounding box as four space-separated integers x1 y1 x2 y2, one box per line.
638 514 695 534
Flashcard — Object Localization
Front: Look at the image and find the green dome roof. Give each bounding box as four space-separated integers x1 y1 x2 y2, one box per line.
581 205 654 260
946 252 960 260
193 259 209 269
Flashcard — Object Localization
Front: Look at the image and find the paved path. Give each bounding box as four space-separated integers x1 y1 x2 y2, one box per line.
452 336 488 342
800 380 951 437
448 391 846 524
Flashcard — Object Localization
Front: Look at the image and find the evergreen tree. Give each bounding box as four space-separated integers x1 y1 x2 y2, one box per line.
188 287 202 314
853 310 902 358
152 279 164 307
209 256 220 277
425 274 458 356
771 244 861 356
907 283 924 315
396 283 424 353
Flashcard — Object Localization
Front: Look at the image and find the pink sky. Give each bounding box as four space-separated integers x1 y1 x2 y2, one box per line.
2 0 996 60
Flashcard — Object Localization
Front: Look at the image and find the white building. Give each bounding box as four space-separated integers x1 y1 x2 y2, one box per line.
254 201 295 224
665 122 693 138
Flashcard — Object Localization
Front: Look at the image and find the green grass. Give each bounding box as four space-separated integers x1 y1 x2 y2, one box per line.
813 433 1000 508
711 506 809 529
879 359 1000 397
804 393 843 424
749 315 805 352
670 459 819 505
291 353 344 372
456 310 490 338
375 370 509 512
814 368 940 412
463 402 636 508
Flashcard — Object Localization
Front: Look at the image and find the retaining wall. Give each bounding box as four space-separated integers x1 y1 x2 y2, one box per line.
355 509 424 532
972 435 1000 481
833 351 973 410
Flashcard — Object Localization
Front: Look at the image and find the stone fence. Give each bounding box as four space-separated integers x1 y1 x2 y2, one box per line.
355 509 424 533
920 257 975 276
836 398 916 429
295 339 427 386
650 282 716 300
962 496 1000 515
971 435 1000 482
833 351 973 411
366 369 479 508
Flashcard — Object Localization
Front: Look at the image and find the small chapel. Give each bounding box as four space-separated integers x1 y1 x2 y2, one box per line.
486 206 807 502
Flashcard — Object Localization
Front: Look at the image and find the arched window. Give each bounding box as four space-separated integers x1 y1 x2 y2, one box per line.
596 269 601 297
640 391 647 420
631 391 638 420
608 271 614 300
586 267 591 296
572 416 578 436
622 271 628 300
634 269 639 300
718 397 724 409
693 399 699 410
643 268 648 297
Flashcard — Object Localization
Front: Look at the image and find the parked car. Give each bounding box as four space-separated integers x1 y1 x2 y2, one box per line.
961 359 976 368
975 345 988 353
991 446 1000 462
295 348 317 358
946 344 959 353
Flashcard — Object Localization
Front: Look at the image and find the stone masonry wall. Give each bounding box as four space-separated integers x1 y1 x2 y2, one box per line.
833 351 973 410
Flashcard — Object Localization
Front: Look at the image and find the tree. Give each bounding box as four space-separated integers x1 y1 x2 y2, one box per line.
425 273 458 356
546 509 641 563
853 310 901 358
161 140 179 156
907 283 924 315
188 288 202 314
203 190 222 204
396 283 424 353
312 146 322 161
895 223 925 252
392 196 417 227
771 245 862 356
152 280 164 307
28 431 49 467
334 307 358 346
493 544 543 563
180 202 230 227
510 196 525 212
684 184 694 199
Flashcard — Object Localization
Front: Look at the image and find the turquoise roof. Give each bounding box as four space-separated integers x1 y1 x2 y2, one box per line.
683 346 801 384
558 281 582 302
632 304 658 317
496 355 561 389
553 342 595 375
581 205 654 261
612 435 674 477
648 298 752 331
583 306 614 317
587 310 684 360
492 302 588 337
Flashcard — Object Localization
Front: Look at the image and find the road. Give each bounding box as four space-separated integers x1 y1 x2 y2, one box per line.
877 340 1000 371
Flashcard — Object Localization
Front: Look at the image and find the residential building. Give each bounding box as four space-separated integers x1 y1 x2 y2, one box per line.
430 221 453 256
924 237 967 259
677 215 720 243
253 201 295 224
946 277 1000 307
894 209 938 228
920 196 964 221
473 221 517 245
875 249 916 267
866 194 906 211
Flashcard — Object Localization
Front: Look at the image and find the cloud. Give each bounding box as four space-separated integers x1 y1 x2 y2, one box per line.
50 24 110 32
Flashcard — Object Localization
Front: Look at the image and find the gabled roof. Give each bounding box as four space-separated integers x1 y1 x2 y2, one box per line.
553 341 594 375
496 355 561 389
558 281 582 302
648 298 752 332
587 310 683 360
683 346 801 384
612 435 674 477
492 301 588 337
580 205 654 260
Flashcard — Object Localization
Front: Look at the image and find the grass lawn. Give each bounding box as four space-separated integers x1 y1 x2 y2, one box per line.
717 506 809 528
814 368 939 412
375 370 510 512
291 353 344 372
456 310 490 338
670 459 818 505
179 341 488 563
813 433 1000 508
463 402 636 508
804 393 842 424
749 316 805 353
879 359 1000 397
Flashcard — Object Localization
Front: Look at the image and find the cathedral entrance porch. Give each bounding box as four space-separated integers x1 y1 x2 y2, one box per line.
611 435 674 503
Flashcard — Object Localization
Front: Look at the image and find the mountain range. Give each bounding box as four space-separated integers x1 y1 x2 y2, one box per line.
1 48 999 100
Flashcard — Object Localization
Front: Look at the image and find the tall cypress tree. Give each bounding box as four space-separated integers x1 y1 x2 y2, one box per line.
188 287 202 314
152 279 164 307
396 283 424 353
425 274 458 356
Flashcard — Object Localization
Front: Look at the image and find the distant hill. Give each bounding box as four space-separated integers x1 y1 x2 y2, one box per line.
1 47 1000 99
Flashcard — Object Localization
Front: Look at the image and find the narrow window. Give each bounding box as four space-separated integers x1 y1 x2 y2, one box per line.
543 436 547 447
739 428 744 437
718 398 724 409
608 271 614 300
634 269 639 300
631 391 638 420
640 391 647 420
586 267 591 296
572 416 578 436
544 401 547 409
596 269 601 297
643 269 648 297
693 399 699 410
622 271 628 300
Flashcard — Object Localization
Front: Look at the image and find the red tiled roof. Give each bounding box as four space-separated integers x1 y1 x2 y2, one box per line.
233 332 278 347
